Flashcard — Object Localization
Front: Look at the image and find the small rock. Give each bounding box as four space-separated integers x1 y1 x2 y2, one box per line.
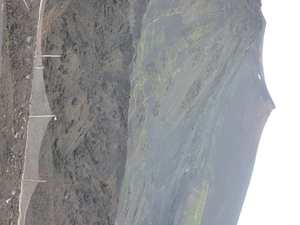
22 72 29 78
23 57 30 64
5 198 11 204
26 36 31 43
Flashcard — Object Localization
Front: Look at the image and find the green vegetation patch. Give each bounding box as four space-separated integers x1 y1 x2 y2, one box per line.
181 180 209 225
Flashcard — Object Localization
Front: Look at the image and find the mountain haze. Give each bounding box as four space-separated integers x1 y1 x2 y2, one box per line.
0 0 273 224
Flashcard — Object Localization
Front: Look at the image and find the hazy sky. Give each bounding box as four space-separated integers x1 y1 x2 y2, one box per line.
238 0 300 224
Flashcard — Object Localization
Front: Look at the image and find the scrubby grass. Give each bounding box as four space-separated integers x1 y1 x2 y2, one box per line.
181 180 209 225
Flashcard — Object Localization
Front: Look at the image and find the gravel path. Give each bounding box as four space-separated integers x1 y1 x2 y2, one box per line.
18 0 54 224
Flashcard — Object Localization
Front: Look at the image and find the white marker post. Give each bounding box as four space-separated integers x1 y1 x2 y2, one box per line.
34 55 61 58
24 179 46 183
257 74 262 80
29 115 56 118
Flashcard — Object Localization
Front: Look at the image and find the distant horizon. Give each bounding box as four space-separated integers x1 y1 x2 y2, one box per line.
238 0 300 224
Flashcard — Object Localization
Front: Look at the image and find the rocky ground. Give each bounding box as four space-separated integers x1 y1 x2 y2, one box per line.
0 1 40 224
1 0 138 224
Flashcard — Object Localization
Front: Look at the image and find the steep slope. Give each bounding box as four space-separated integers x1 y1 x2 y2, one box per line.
1 0 135 224
24 1 133 224
116 0 274 225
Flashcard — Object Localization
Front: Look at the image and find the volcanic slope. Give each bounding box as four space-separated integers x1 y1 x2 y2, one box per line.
116 0 274 225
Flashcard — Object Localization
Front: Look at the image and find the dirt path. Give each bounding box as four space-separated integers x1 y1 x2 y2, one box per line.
18 0 54 224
